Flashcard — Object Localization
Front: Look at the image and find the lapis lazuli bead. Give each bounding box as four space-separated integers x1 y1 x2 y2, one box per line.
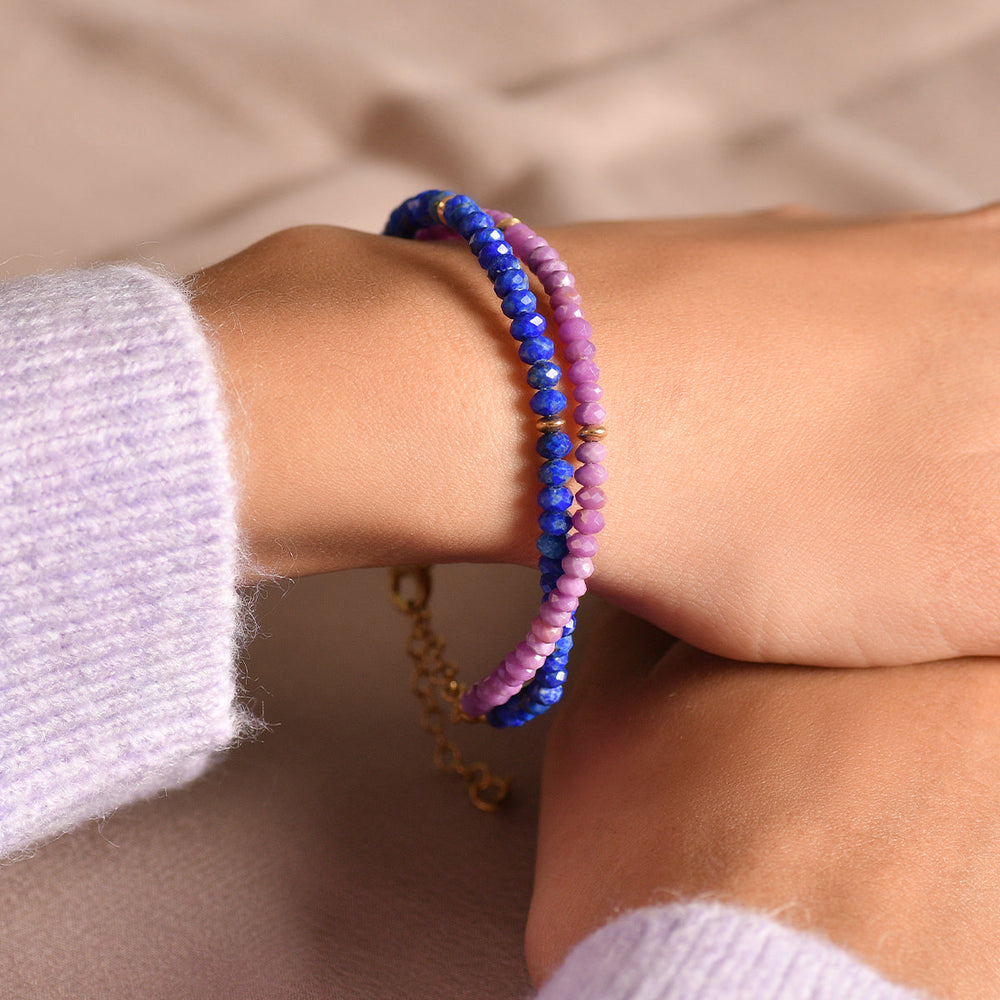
538 510 572 536
456 211 495 240
478 240 512 270
537 431 573 459
518 336 554 364
527 360 561 389
494 269 530 297
532 685 563 706
487 255 522 281
468 227 504 254
442 194 476 226
538 459 573 485
510 313 546 341
502 290 537 318
538 485 573 512
538 533 569 559
537 554 564 577
553 635 574 655
530 388 568 416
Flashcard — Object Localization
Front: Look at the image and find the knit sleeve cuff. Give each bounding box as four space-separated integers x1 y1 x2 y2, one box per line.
535 903 928 1000
0 265 247 858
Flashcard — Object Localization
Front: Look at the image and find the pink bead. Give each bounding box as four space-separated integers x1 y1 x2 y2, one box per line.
547 591 579 613
568 359 600 384
561 555 595 579
514 641 547 672
543 271 576 294
573 509 605 534
554 303 584 323
536 259 568 281
576 441 607 464
564 340 596 362
532 620 564 644
497 660 524 687
575 462 608 487
504 223 534 246
525 632 557 657
528 245 559 268
567 532 599 557
539 603 574 628
558 317 593 342
556 574 588 597
515 234 547 256
575 402 607 426
573 382 603 403
550 286 583 308
576 486 607 510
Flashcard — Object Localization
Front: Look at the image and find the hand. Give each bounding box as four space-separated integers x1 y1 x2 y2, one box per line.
191 207 1000 665
528 609 1000 999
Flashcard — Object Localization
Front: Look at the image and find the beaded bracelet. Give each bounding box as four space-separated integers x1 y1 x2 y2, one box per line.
385 190 606 786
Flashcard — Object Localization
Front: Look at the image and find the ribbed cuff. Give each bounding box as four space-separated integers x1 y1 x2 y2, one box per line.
0 266 246 857
536 903 928 1000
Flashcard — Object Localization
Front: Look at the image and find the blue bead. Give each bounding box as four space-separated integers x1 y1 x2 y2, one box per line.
510 313 546 341
442 194 477 227
543 652 569 670
487 255 522 281
502 290 537 318
537 431 572 459
537 554 563 576
478 240 512 270
384 206 409 237
532 685 563 706
554 635 574 655
537 533 569 559
538 510 572 536
527 360 561 389
494 269 530 297
538 459 573 485
561 615 577 635
540 577 558 594
455 210 494 239
530 388 567 416
469 227 504 254
518 336 554 364
538 485 573 512
542 667 569 688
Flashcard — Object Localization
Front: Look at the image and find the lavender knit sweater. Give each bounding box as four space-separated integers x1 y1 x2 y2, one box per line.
0 267 926 1000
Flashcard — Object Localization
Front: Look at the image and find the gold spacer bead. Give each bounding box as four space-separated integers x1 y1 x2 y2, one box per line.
435 194 455 226
537 416 566 433
496 216 521 231
578 425 607 441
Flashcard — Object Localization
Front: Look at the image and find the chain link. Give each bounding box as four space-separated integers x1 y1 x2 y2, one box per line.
389 566 511 811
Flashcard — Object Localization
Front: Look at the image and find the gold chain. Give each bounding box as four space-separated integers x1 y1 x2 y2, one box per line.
389 566 511 811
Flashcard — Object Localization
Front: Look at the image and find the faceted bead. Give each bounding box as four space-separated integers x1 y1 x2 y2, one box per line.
457 211 496 240
551 286 583 308
494 269 530 297
530 388 568 416
525 633 557 657
503 223 534 247
537 532 569 559
565 340 597 362
510 312 546 341
442 194 477 226
573 382 603 403
556 575 587 597
575 462 607 487
528 245 559 268
527 360 561 389
543 271 575 293
576 441 607 465
532 620 563 644
562 555 595 580
554 303 584 324
558 317 593 342
573 509 605 534
576 486 606 510
540 575 559 594
516 234 547 256
568 359 600 384
478 240 512 270
487 256 522 282
468 226 504 254
548 591 579 614
518 336 555 364
537 431 573 459
539 603 574 628
536 259 568 282
538 485 573 512
537 555 563 577
574 402 607 426
567 533 599 557
514 641 547 673
538 459 573 485
532 685 563 706
502 290 538 318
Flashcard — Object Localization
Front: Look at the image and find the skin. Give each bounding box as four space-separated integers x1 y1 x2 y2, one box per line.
192 205 1000 668
530 612 1000 1000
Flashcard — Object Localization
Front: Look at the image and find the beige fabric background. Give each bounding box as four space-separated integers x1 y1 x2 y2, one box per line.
1 1 998 997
